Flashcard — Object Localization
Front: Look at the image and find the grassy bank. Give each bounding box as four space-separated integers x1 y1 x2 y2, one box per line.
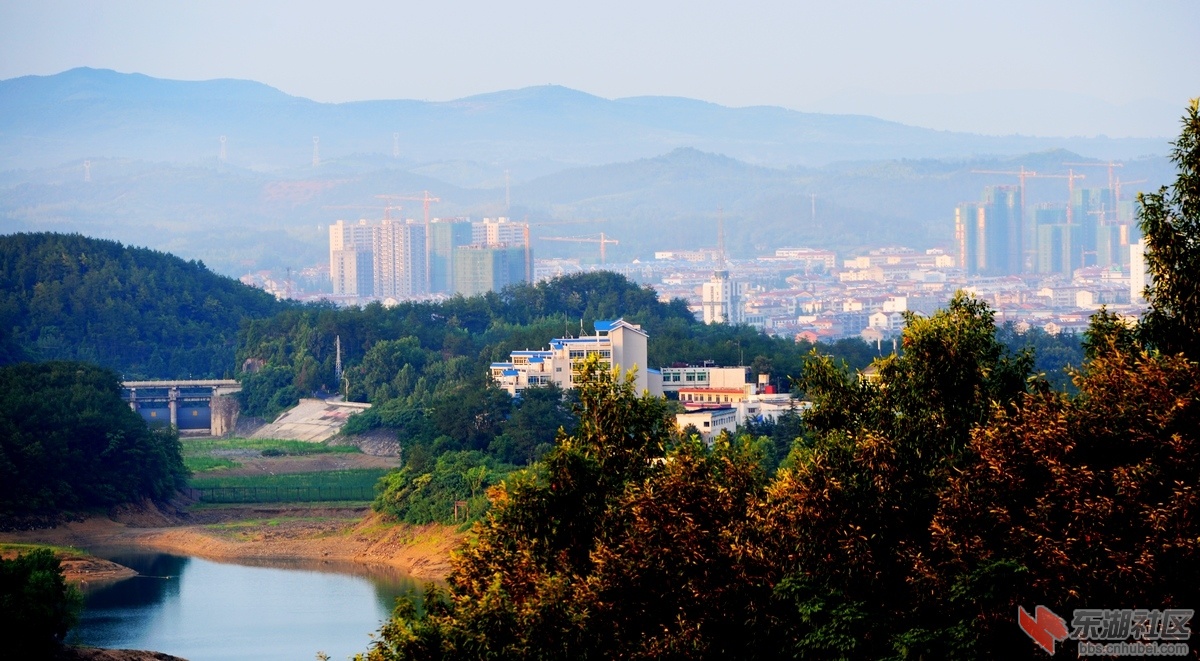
188 469 389 504
182 437 361 473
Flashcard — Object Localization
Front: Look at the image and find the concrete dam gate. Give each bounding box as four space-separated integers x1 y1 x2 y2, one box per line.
121 380 241 435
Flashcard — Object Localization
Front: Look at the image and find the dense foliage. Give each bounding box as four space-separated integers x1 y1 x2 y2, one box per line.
995 323 1083 391
374 451 514 525
353 103 1200 660
0 549 82 657
0 232 286 379
0 361 188 518
1139 98 1200 361
363 294 1199 660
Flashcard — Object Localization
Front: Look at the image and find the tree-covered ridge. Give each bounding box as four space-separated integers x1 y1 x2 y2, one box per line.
0 361 188 518
0 232 287 379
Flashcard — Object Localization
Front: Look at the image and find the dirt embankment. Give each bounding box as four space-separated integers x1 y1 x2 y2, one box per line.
56 646 188 661
0 503 465 582
0 547 136 585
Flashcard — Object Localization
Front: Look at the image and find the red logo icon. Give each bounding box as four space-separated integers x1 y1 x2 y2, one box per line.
1019 605 1069 655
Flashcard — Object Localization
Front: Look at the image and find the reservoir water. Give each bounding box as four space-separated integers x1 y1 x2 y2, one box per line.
66 550 426 661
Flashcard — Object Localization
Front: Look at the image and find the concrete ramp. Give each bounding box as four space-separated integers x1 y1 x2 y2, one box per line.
250 398 371 442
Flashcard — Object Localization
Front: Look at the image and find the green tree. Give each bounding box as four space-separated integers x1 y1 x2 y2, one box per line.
1138 98 1200 360
0 549 83 657
489 384 577 465
362 356 691 659
931 331 1200 657
760 293 1032 658
373 451 511 525
0 361 188 517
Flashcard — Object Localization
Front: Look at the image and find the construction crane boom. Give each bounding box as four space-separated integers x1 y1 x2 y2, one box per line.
522 219 607 281
1063 160 1124 192
542 233 619 265
323 204 401 220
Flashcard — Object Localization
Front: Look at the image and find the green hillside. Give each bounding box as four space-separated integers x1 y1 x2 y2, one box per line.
0 232 288 378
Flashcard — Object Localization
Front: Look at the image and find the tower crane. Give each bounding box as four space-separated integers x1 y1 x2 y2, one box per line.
1037 170 1087 225
523 219 607 281
1114 177 1148 208
1063 160 1123 193
971 165 1040 212
323 204 401 220
542 233 619 265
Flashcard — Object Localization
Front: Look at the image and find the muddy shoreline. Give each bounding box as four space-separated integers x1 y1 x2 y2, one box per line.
0 504 464 583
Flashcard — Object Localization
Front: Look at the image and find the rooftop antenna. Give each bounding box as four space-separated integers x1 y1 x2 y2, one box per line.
312 136 320 168
219 136 227 162
392 132 400 159
83 160 91 182
717 206 726 267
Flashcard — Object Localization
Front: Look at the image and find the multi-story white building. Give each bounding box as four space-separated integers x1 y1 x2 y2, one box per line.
774 248 837 269
702 270 745 324
676 408 738 442
329 219 377 296
1130 238 1149 304
659 365 748 392
330 247 373 297
491 319 662 396
473 217 526 247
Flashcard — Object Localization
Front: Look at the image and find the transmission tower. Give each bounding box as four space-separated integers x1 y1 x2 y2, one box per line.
219 136 227 162
312 136 320 167
83 160 91 182
392 132 400 158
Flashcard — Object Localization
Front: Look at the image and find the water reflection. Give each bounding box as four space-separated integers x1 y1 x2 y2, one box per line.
68 550 428 661
81 552 189 609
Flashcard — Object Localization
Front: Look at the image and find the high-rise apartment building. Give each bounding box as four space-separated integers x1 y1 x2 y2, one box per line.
329 218 425 299
955 186 1022 276
329 219 377 296
454 245 527 296
373 220 426 299
330 247 374 297
473 217 525 247
429 219 474 294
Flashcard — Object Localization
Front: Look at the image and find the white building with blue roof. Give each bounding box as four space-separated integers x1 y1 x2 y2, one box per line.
491 318 662 397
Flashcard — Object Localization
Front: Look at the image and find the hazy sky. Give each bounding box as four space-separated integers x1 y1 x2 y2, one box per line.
3 0 1197 137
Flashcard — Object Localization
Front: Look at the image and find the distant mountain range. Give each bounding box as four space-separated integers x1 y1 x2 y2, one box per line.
0 68 1178 276
0 68 1171 174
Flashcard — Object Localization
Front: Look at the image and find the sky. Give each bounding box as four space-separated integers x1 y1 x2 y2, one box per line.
2 0 1198 138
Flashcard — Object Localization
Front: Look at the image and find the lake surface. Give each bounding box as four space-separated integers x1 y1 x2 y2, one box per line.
67 550 426 661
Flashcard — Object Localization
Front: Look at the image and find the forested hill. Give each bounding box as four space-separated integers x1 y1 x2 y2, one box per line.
0 232 288 379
